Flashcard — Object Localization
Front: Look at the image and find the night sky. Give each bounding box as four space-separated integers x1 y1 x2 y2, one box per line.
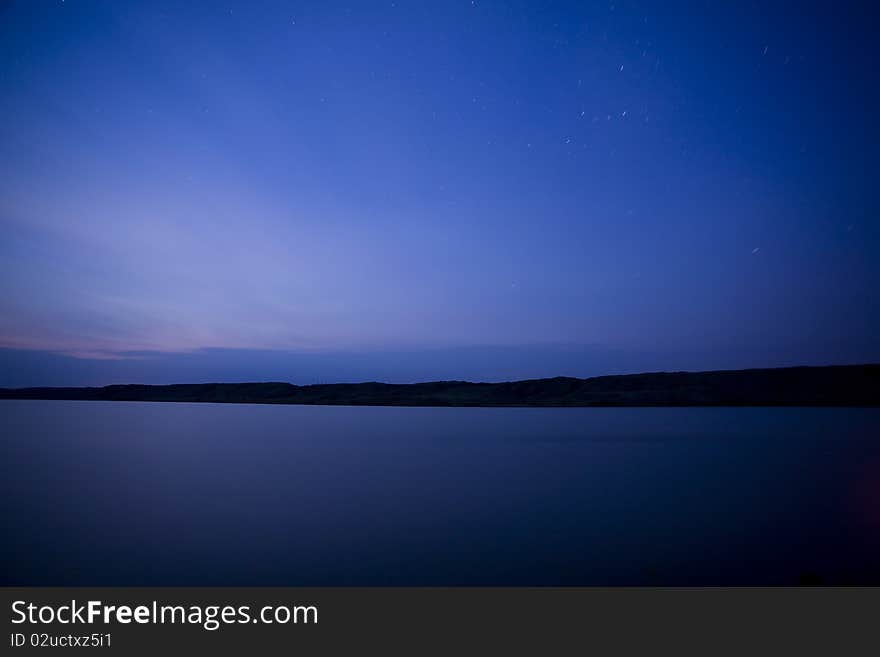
0 1 877 386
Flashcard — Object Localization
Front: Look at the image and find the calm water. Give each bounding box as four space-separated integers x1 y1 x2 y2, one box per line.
2 400 879 585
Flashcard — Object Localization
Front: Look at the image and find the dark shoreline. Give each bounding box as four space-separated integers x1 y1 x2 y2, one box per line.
1 364 878 407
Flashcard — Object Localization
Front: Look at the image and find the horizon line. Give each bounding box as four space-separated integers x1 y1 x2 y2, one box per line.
3 362 878 391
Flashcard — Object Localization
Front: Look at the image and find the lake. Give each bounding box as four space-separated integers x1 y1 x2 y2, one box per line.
2 400 879 585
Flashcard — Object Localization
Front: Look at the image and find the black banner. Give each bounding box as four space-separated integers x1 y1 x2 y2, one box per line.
2 587 877 654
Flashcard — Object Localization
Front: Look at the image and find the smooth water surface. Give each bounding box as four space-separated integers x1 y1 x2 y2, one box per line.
2 400 879 585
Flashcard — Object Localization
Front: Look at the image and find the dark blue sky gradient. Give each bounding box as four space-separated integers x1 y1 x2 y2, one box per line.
0 1 877 385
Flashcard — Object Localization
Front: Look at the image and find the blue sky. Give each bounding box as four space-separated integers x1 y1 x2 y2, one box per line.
0 1 877 385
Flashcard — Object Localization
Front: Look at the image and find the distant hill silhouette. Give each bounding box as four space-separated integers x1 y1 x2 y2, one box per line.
1 365 878 407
